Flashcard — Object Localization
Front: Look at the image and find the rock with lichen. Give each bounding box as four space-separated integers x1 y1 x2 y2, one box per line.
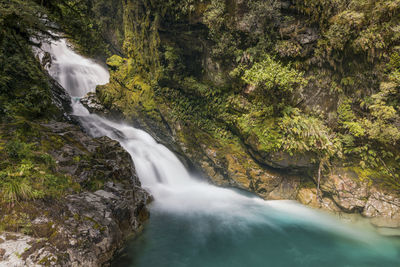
0 122 150 266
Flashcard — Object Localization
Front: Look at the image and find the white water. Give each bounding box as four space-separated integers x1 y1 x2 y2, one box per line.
39 39 110 97
40 39 400 265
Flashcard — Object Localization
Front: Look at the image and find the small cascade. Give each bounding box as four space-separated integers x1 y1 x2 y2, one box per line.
42 39 109 97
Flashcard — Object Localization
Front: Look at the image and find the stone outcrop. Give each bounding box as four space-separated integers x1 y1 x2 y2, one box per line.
321 170 369 212
363 190 400 228
80 92 111 117
0 122 150 266
297 168 400 228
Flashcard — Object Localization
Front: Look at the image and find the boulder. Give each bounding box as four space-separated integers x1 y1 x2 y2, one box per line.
297 187 341 212
316 168 400 227
0 121 150 266
321 170 369 212
363 189 400 228
80 92 110 116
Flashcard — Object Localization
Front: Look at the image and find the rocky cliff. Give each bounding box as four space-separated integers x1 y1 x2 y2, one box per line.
0 63 150 266
0 118 150 266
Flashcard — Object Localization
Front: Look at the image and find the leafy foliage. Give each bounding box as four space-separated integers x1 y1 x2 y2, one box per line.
237 55 307 113
296 0 400 65
0 138 79 204
279 108 341 159
0 0 57 120
241 55 307 93
95 0 399 178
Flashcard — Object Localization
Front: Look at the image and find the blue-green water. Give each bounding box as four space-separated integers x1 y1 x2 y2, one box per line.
113 202 400 267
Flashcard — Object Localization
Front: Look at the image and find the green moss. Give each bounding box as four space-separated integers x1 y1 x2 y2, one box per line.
345 164 400 191
85 179 104 192
0 211 33 234
38 255 51 266
346 166 375 184
299 179 317 189
73 156 81 163
73 214 80 221
106 55 126 69
97 55 160 120
84 216 106 232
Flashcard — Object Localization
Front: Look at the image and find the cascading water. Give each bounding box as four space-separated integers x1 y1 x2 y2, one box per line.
41 39 400 267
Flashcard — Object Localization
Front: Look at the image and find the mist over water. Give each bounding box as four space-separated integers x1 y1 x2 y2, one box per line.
42 39 400 267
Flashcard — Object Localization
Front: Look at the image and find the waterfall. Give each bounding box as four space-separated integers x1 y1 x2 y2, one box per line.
40 39 400 266
40 39 109 97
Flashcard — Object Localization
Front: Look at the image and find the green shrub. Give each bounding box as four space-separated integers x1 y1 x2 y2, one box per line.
5 140 32 161
337 99 366 137
242 55 307 93
234 55 308 114
0 136 80 204
1 178 35 203
279 108 341 159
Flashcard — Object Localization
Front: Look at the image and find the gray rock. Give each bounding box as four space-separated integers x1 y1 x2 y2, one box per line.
245 134 316 171
298 28 319 45
80 92 109 116
1 121 150 266
62 182 149 266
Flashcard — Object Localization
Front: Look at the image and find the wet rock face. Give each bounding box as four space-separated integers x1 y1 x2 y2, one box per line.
363 190 400 228
62 181 149 266
80 92 110 116
246 145 315 171
296 168 400 227
321 170 369 212
0 122 149 266
49 76 73 117
42 121 140 187
297 188 341 212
